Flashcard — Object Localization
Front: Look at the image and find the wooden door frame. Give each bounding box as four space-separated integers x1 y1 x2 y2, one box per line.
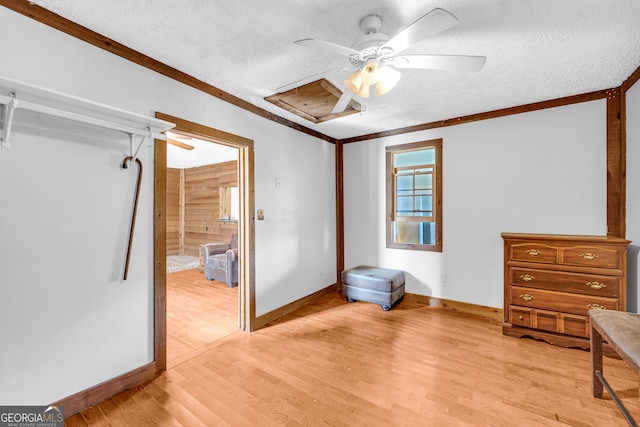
154 112 256 373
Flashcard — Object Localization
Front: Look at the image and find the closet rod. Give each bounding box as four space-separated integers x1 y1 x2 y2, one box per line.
0 93 167 152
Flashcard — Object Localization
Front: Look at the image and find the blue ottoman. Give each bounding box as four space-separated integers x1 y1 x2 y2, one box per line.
341 265 405 311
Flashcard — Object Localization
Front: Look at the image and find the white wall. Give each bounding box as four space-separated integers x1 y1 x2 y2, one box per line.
0 7 335 405
344 101 607 309
626 80 640 313
254 132 337 314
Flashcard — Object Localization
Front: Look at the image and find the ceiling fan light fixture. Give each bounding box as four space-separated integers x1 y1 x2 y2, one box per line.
344 70 363 94
376 66 401 96
356 82 371 98
361 62 379 86
345 62 380 97
346 62 401 98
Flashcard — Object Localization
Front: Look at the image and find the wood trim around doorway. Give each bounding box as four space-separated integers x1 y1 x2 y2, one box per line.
154 112 256 375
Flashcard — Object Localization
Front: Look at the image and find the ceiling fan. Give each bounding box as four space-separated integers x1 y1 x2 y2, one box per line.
280 8 486 114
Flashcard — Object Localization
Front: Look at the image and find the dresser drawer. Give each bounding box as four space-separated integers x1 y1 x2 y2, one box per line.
510 286 619 316
509 306 560 333
510 243 558 264
510 306 533 327
562 245 622 270
509 267 619 297
509 306 590 338
562 313 590 338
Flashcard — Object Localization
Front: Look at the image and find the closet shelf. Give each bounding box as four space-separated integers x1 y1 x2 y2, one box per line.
0 75 174 158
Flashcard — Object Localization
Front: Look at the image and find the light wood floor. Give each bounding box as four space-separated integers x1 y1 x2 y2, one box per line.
167 268 238 368
65 291 640 426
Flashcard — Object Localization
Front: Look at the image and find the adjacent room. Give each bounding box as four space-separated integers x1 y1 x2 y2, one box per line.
165 132 240 367
1 1 640 425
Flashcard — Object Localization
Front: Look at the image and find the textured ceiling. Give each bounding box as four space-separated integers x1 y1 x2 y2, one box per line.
28 0 640 140
167 136 238 169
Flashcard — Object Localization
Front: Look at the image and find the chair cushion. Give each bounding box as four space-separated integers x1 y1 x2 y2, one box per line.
203 242 230 256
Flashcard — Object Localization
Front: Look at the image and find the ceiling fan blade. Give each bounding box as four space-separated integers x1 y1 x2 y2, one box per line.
167 138 195 150
382 8 458 55
393 54 486 72
277 66 349 93
331 91 353 114
166 131 192 140
294 38 361 57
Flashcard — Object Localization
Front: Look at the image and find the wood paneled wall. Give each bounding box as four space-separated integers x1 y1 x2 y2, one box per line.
166 161 238 257
166 168 181 255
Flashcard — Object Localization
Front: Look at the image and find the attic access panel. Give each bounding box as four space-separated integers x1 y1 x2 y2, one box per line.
265 79 360 123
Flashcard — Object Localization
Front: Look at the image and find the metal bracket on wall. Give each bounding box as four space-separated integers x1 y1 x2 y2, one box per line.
1 92 17 149
128 128 151 163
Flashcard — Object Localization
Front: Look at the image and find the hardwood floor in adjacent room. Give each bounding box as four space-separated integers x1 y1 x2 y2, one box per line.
167 268 238 369
65 292 640 426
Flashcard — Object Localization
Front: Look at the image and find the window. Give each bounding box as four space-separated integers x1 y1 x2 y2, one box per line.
386 139 442 251
219 186 239 221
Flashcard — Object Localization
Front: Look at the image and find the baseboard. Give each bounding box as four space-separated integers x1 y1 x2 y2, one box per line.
405 293 503 324
253 283 339 330
52 362 157 419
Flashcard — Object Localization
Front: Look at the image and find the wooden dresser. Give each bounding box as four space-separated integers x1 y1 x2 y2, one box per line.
502 233 630 349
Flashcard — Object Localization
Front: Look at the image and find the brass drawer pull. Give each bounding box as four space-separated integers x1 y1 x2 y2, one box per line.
525 249 541 256
519 294 535 302
519 274 535 282
586 303 606 310
580 253 599 261
518 315 524 321
586 281 606 290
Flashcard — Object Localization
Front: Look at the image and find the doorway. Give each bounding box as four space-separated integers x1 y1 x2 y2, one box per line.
165 132 239 367
154 113 255 372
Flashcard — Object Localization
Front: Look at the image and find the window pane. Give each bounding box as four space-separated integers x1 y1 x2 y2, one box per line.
396 175 413 191
230 186 239 221
393 221 435 245
415 195 432 211
395 148 435 167
396 196 413 214
415 174 432 190
425 222 435 245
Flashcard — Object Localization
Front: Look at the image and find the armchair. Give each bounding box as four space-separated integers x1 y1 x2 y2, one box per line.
201 232 238 287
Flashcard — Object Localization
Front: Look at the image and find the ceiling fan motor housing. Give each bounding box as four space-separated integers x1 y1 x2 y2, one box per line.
359 14 383 34
350 14 392 68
